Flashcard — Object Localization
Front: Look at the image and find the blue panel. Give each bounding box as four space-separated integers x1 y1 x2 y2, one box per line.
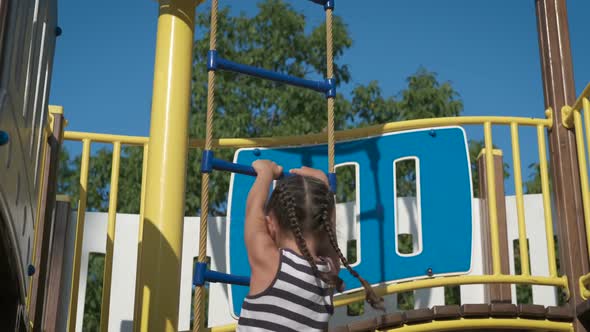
226 127 473 316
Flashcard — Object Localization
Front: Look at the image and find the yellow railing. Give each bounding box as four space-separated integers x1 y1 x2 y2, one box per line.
563 83 590 300
63 111 570 331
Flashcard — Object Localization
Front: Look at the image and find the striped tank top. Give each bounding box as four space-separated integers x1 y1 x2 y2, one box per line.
237 248 335 332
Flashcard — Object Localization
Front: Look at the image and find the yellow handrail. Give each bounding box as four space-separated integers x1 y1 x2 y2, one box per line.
63 113 565 330
65 114 553 148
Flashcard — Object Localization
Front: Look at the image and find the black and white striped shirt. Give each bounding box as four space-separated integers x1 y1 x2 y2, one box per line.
237 248 334 332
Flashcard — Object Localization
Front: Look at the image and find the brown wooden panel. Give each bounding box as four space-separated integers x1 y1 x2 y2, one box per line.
42 199 71 331
576 300 590 330
0 0 9 72
490 303 517 318
477 150 512 303
28 112 63 331
377 312 403 330
536 0 589 330
346 316 378 332
461 304 490 318
432 305 461 320
546 306 575 322
403 308 433 325
517 304 547 320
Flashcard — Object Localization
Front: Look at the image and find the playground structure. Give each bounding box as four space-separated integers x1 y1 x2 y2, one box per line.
3 0 590 331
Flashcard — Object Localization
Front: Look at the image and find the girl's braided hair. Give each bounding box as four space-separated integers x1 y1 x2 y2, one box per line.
266 175 384 310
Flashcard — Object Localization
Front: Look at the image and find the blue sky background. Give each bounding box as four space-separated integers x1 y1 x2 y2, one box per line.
49 0 590 195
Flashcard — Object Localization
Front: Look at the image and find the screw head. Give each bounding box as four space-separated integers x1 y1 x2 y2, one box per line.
0 131 9 146
253 148 261 157
27 265 35 276
428 129 436 137
426 267 433 277
56 26 62 37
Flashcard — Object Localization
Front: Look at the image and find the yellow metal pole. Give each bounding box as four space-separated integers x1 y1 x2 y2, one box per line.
133 0 199 330
510 123 530 276
573 106 590 260
133 143 149 331
100 142 122 332
537 125 558 277
67 138 91 332
483 122 501 275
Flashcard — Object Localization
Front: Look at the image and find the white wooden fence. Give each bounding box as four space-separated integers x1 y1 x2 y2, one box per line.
56 194 558 331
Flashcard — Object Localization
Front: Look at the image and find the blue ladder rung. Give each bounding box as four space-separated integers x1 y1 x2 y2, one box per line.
201 150 291 178
193 262 250 286
208 51 335 97
309 0 334 10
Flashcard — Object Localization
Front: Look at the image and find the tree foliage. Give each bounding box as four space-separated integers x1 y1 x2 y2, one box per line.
58 0 469 213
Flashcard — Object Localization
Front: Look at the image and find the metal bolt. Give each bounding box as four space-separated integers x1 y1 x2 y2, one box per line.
428 129 436 137
426 267 433 277
27 265 35 276
253 148 261 157
0 131 9 146
56 26 62 37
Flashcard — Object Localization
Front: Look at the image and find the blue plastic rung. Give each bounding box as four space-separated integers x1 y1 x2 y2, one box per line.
214 55 330 93
201 150 214 173
325 78 336 98
193 262 208 286
0 131 9 146
205 269 251 286
211 157 291 178
207 50 218 71
193 262 251 286
328 172 337 193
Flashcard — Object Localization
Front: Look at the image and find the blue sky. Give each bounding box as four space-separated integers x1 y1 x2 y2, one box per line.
50 0 590 194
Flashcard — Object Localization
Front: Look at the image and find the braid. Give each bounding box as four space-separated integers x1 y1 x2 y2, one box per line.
267 174 384 311
321 193 385 311
279 189 323 280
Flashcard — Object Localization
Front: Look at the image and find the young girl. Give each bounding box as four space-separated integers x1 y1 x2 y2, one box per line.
237 160 384 331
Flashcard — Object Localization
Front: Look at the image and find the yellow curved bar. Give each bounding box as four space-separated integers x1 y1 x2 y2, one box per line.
383 318 572 332
333 274 568 307
65 115 553 149
572 83 590 111
100 142 121 332
209 317 572 332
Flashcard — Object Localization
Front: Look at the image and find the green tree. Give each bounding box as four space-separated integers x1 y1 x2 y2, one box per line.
82 253 105 331
57 0 469 318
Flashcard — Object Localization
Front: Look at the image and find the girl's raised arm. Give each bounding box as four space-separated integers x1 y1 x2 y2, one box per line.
244 160 282 273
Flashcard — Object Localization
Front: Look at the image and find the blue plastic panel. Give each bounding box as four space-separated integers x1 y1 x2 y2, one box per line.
226 127 473 316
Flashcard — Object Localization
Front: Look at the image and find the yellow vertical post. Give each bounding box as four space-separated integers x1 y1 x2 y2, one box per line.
133 1 199 330
133 143 149 329
67 138 92 332
483 122 501 275
537 125 558 277
510 123 530 276
100 142 122 332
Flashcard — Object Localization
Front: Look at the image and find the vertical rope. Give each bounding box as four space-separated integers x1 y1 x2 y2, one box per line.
193 1 218 331
325 8 335 174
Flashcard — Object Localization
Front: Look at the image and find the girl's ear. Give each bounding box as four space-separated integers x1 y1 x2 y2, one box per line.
266 215 278 241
